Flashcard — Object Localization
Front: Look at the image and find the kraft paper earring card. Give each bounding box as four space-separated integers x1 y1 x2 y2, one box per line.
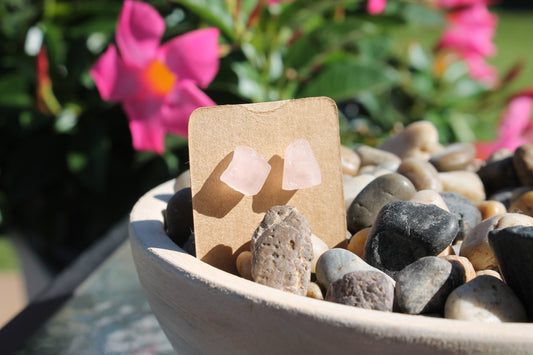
188 97 347 274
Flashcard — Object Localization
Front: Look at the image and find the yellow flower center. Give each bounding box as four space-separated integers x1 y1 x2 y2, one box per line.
145 60 176 95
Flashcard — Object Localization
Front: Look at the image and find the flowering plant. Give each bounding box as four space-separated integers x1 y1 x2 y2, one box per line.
0 0 531 269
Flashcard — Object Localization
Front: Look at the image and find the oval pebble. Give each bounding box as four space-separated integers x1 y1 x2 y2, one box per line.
165 187 194 247
395 256 464 315
307 282 324 300
509 190 533 217
440 191 482 241
444 275 527 323
438 171 486 203
477 200 506 220
459 213 533 271
347 173 416 234
315 248 394 290
441 255 476 283
310 234 329 273
343 174 375 210
236 251 253 280
379 121 443 160
173 169 191 192
347 227 371 259
340 145 360 176
397 157 443 192
410 190 449 211
356 145 401 167
429 142 476 172
326 270 395 311
513 144 533 186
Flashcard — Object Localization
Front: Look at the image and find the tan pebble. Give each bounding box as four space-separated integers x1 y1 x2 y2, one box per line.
358 165 376 174
379 121 443 160
477 200 506 220
347 227 371 259
174 169 191 191
444 275 527 323
236 251 253 280
343 174 375 210
442 255 476 282
476 269 502 280
311 234 329 273
509 191 533 217
438 171 486 203
397 157 443 192
340 145 360 177
307 282 324 300
437 245 454 257
460 213 533 270
410 190 449 211
356 145 401 167
429 142 476 172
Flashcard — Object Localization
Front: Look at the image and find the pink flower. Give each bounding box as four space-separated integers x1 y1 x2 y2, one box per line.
90 0 220 153
438 5 497 57
475 95 533 159
367 0 387 14
463 53 497 86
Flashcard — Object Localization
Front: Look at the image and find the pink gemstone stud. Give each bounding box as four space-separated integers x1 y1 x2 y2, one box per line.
220 146 272 196
282 139 322 190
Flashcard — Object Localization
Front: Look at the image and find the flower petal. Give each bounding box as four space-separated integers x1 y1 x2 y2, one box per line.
161 80 216 136
122 95 166 153
367 0 387 15
90 44 142 101
498 95 533 140
158 28 220 88
116 0 165 67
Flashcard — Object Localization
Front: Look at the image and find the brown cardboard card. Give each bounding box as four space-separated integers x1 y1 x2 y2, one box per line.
188 97 347 274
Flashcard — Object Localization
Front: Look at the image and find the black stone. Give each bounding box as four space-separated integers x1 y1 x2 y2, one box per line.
164 187 194 247
489 226 533 320
395 256 464 315
440 191 481 241
477 156 519 196
489 188 514 209
365 201 459 279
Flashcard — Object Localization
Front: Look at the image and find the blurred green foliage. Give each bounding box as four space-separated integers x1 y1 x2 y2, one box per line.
0 0 527 271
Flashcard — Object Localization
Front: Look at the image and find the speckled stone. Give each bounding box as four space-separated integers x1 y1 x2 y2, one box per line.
346 173 416 234
379 121 443 160
429 142 476 172
460 213 533 271
438 171 486 203
315 248 394 290
365 201 459 279
326 270 395 311
440 191 482 241
164 187 194 247
340 145 361 176
355 145 401 167
343 174 375 210
509 190 533 217
395 256 464 315
489 226 533 319
476 200 507 220
513 144 533 186
477 155 519 196
251 206 313 296
397 157 443 192
444 275 527 323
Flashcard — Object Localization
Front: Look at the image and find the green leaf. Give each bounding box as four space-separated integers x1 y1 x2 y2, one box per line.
172 0 236 41
297 61 399 102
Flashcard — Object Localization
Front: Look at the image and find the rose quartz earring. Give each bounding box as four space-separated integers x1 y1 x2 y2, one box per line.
282 139 322 190
220 146 271 196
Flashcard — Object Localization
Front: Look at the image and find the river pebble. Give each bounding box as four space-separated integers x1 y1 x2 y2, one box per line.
340 145 360 176
438 171 486 203
440 191 481 241
444 275 527 323
397 157 443 192
429 142 476 172
379 121 443 160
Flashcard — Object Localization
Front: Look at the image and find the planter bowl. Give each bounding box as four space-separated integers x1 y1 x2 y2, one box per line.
129 180 533 354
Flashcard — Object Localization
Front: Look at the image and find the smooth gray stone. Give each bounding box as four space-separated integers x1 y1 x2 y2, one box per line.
326 270 394 311
440 191 481 241
346 173 416 234
315 248 393 290
429 142 476 172
395 256 464 315
251 206 313 296
489 226 533 320
365 201 459 279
